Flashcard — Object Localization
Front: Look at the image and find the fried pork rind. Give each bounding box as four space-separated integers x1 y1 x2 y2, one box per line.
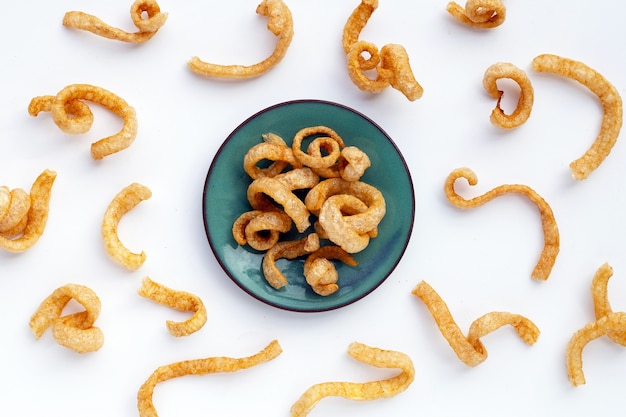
483 62 534 129
444 167 559 281
412 281 540 367
531 54 623 180
137 340 282 417
138 277 207 337
232 210 293 251
304 246 358 296
343 0 423 101
0 169 56 253
247 168 319 233
29 283 104 354
446 0 506 29
292 126 345 170
188 0 294 79
28 84 138 160
63 0 168 44
243 133 301 179
262 234 320 289
566 263 626 386
102 182 152 270
290 342 415 417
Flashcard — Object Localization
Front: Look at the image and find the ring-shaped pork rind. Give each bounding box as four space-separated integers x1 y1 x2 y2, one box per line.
138 277 208 337
262 234 320 289
446 0 506 29
29 283 104 353
290 342 415 417
63 0 167 44
232 210 293 251
101 182 152 270
247 168 319 233
243 137 301 179
0 169 56 253
137 340 282 417
292 126 345 169
566 263 626 386
188 0 293 79
28 84 138 160
412 280 540 367
531 54 623 180
303 246 358 296
444 167 559 281
343 0 423 101
483 62 534 129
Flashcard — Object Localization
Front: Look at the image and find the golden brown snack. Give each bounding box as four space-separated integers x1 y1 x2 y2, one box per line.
28 84 138 160
532 54 623 180
137 340 282 417
342 1 423 101
262 234 320 289
188 0 293 79
290 342 414 417
232 210 293 251
483 62 534 129
446 0 506 29
292 126 345 170
29 283 104 353
566 263 626 386
138 277 207 337
243 134 300 179
304 246 358 296
0 170 56 253
444 167 559 281
412 281 540 367
101 183 152 270
63 0 167 44
247 168 319 233
339 146 371 182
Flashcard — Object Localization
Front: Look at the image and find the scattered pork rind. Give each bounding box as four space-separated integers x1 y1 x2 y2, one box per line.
412 280 540 367
444 167 559 281
446 0 506 29
567 263 626 386
290 342 415 417
138 277 208 337
28 84 138 160
0 169 56 253
342 0 423 101
483 62 534 129
101 182 152 270
137 340 282 417
29 283 104 354
63 0 168 44
532 53 623 180
188 0 294 79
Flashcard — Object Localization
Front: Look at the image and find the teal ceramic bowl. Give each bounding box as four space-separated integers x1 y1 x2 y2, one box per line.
202 100 414 312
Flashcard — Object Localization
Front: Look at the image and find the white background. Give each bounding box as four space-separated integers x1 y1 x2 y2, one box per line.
1 0 626 415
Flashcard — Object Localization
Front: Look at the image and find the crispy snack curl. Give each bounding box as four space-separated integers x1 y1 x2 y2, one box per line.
63 0 168 44
446 0 506 29
262 234 320 289
0 169 56 253
412 281 540 367
532 54 623 180
444 167 559 281
483 62 534 129
188 0 293 79
102 183 152 270
247 168 319 233
243 133 301 179
28 84 138 160
566 263 626 386
232 210 293 251
29 283 104 354
138 277 208 337
304 246 358 296
290 342 415 417
343 0 423 101
137 340 282 417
